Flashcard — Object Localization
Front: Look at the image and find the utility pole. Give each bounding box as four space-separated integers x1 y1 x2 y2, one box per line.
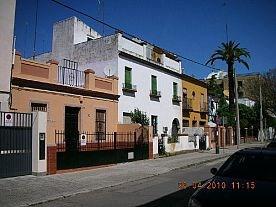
259 75 264 143
234 68 241 148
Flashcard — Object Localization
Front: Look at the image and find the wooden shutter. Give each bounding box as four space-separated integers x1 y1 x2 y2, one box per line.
173 82 178 96
125 67 132 84
151 75 157 91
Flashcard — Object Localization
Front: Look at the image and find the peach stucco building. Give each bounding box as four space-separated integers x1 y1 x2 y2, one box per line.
11 52 120 173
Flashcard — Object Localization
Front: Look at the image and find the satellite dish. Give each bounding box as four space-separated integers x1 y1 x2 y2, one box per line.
103 65 115 77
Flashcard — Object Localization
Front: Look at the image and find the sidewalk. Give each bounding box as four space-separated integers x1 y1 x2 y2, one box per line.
0 142 263 207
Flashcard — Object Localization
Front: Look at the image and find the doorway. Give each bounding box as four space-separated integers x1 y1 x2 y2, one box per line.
65 106 80 152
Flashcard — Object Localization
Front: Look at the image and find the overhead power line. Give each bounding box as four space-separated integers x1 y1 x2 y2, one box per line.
51 0 222 72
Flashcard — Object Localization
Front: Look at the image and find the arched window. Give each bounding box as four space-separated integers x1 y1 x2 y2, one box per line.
172 118 180 137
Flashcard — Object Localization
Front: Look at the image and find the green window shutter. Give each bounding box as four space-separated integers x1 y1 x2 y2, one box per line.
125 67 132 87
173 82 178 97
151 75 157 91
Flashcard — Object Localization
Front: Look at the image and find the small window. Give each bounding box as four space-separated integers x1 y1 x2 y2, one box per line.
192 120 197 127
238 81 243 87
183 120 189 127
151 115 158 135
192 91 196 99
199 121 206 127
123 112 131 124
31 103 47 112
96 109 106 140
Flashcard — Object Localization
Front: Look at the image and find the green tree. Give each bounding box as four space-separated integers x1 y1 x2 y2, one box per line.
206 41 250 114
130 108 149 126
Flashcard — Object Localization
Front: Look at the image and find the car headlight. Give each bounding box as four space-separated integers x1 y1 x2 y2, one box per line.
188 198 202 207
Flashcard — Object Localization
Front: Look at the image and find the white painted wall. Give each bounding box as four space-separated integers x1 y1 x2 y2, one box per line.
73 17 101 44
0 0 16 111
164 56 181 73
32 111 47 175
153 136 158 155
164 135 199 153
118 56 182 136
119 37 144 59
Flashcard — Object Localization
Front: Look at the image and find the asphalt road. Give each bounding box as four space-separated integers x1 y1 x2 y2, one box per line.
34 158 227 207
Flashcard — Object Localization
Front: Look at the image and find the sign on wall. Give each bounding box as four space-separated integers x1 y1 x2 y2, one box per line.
80 134 87 146
4 113 13 126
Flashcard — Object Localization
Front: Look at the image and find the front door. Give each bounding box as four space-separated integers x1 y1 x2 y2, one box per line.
65 107 80 152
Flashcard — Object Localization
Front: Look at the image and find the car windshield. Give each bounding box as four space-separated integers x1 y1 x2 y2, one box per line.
217 152 276 182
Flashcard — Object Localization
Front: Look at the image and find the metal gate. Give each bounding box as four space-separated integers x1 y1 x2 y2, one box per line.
0 112 32 178
55 131 149 170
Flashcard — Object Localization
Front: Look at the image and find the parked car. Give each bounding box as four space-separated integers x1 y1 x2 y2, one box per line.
188 148 276 207
267 140 276 149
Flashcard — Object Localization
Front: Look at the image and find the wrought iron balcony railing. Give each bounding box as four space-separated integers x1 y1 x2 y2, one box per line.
172 95 181 102
150 90 161 98
182 98 193 110
58 66 85 87
122 83 137 92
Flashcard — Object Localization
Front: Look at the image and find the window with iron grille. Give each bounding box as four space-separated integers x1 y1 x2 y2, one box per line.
31 103 47 112
96 109 106 140
151 115 158 135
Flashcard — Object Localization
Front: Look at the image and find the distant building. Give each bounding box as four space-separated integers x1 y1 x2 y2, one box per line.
205 71 258 107
0 0 16 111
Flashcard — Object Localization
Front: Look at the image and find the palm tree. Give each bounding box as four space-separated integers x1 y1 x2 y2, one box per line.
206 41 250 114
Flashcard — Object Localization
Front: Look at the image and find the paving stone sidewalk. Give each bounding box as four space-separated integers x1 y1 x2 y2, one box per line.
0 142 263 207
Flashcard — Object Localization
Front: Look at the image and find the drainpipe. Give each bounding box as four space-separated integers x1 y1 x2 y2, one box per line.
9 36 16 110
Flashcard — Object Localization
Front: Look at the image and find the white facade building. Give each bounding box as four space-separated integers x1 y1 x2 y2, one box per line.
0 0 16 111
36 17 183 136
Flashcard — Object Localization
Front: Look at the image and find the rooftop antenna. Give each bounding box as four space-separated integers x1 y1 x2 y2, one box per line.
97 0 105 35
33 0 38 60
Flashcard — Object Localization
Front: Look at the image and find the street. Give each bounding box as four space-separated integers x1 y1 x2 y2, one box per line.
34 159 226 207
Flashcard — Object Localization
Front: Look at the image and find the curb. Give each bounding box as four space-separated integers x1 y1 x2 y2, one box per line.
24 154 231 206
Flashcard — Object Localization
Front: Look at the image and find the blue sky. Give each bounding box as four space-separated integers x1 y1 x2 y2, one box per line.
14 0 276 78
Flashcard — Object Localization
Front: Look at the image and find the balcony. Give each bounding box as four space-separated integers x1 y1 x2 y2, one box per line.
200 102 208 113
58 66 85 87
182 98 193 110
172 95 181 103
118 35 181 73
150 90 161 98
122 83 137 93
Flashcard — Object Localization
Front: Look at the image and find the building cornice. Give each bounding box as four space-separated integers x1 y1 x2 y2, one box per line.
12 77 120 101
119 51 182 78
119 51 207 88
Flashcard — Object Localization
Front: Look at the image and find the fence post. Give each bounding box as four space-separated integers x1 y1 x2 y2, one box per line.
97 132 100 149
134 132 137 147
114 132 117 150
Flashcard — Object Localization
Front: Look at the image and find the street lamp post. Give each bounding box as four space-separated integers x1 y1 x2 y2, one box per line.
213 97 220 154
234 68 241 148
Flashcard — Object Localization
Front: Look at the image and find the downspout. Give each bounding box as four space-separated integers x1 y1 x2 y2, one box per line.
9 35 16 110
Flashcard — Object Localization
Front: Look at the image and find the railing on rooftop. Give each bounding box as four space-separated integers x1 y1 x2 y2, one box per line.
58 66 85 87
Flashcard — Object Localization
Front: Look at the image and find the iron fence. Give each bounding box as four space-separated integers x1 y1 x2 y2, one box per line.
55 130 140 152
